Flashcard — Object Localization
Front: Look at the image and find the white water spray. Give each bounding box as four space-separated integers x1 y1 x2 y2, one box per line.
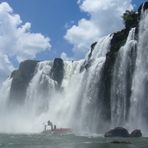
0 35 113 134
129 10 148 134
111 28 137 127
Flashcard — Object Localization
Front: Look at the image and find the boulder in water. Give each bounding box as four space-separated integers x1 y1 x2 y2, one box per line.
104 127 129 137
130 129 142 137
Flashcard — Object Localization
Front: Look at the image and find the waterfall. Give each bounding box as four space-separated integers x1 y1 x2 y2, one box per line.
3 9 148 134
0 78 12 112
129 10 148 133
21 35 113 134
25 61 57 115
0 34 113 134
0 78 14 133
111 28 137 127
86 35 113 61
0 15 147 134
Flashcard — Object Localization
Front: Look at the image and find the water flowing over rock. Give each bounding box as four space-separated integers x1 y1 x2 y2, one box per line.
10 60 38 104
128 9 148 133
0 2 148 135
50 58 64 87
111 28 137 127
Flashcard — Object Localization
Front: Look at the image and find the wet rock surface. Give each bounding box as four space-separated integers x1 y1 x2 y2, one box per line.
130 129 142 137
50 58 64 87
10 60 38 103
105 127 143 138
104 127 130 137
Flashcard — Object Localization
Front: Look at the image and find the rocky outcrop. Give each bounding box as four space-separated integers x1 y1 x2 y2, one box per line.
50 58 64 87
138 1 148 16
105 127 143 138
110 29 130 53
88 42 97 59
130 129 142 137
9 58 64 104
80 42 97 72
104 127 129 137
10 60 38 104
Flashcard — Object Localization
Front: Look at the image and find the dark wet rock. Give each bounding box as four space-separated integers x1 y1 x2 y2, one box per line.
110 140 131 144
80 42 97 73
50 58 64 86
104 127 129 137
130 129 142 137
110 29 129 53
10 60 38 104
80 60 92 73
88 42 97 59
138 1 148 16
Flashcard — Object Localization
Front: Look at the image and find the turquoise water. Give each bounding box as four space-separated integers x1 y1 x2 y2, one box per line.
0 134 147 148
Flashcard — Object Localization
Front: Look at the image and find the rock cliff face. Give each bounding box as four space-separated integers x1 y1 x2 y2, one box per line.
10 60 38 103
50 58 64 87
9 58 64 103
138 1 148 16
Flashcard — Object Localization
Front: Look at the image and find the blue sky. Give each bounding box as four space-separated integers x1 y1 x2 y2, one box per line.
0 0 145 61
0 0 146 81
0 0 87 60
134 0 147 8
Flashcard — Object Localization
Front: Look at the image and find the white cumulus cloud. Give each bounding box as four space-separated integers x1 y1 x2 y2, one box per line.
65 0 133 56
0 2 51 82
60 52 73 61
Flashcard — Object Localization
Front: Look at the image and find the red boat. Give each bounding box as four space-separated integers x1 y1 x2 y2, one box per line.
51 128 72 134
42 120 73 135
42 128 73 135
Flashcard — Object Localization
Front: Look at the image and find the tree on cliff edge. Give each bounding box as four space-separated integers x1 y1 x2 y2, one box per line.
122 10 138 29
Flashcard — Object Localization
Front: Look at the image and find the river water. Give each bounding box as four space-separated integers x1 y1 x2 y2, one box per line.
0 134 147 148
